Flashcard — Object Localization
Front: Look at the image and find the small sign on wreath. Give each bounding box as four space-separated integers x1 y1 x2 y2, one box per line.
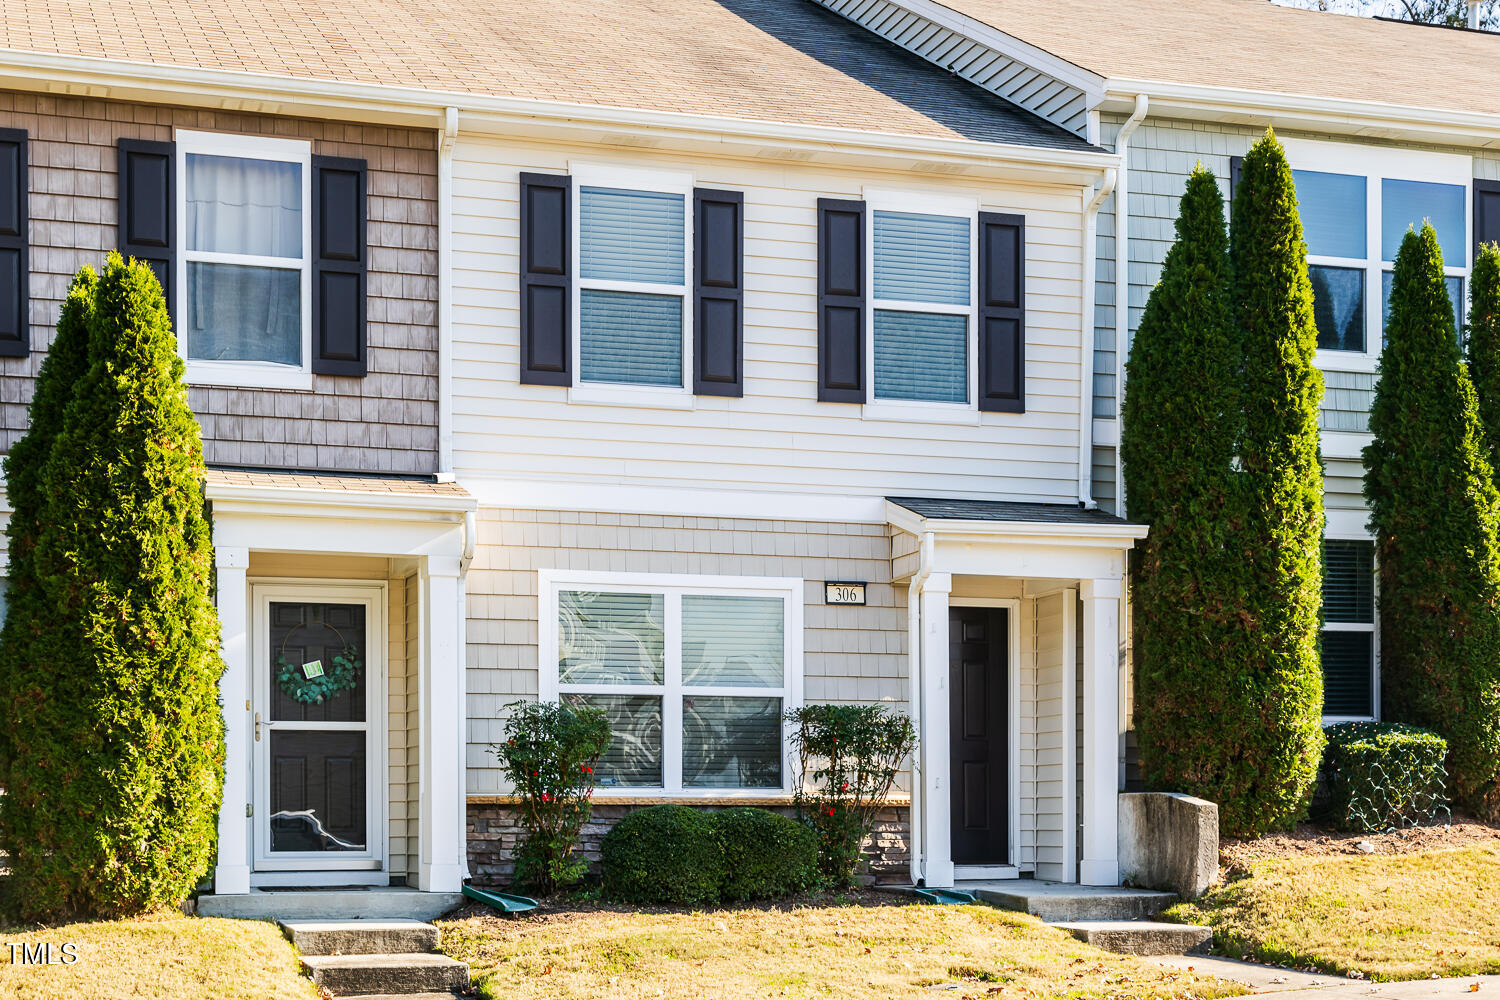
275 619 362 705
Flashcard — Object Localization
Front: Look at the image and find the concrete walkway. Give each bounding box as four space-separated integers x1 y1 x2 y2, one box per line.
1149 955 1500 998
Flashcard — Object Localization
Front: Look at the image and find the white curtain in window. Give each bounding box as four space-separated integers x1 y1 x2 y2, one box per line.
187 262 301 364
186 153 302 258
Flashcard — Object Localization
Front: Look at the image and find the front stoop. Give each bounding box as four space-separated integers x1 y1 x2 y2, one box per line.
282 919 470 998
966 882 1177 922
1053 920 1213 956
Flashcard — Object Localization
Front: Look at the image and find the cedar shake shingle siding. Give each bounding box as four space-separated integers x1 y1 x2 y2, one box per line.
2 92 438 474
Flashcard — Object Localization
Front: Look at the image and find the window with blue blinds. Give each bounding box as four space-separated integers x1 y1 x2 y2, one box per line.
577 186 686 387
1321 539 1376 719
871 209 971 404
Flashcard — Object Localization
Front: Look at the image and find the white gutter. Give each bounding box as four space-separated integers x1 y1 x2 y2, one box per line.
907 530 936 886
1111 94 1149 517
437 107 458 478
1078 165 1118 509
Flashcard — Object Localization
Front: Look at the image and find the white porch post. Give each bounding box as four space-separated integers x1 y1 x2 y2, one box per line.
418 555 465 892
919 572 954 888
1079 578 1122 886
214 545 251 895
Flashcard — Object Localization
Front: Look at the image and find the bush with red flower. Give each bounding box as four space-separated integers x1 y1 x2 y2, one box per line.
786 704 917 888
491 700 611 894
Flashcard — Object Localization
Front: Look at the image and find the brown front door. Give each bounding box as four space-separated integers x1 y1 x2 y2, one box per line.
948 607 1008 866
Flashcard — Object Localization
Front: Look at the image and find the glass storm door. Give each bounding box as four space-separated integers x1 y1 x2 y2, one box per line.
252 586 384 873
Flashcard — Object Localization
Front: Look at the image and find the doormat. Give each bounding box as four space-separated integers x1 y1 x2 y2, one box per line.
259 885 372 892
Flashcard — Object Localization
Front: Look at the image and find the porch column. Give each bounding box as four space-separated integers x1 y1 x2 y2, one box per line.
214 545 251 895
1079 578 1122 886
418 555 465 892
919 572 954 888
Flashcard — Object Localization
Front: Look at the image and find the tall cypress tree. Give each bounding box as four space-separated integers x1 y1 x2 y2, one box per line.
1367 225 1500 821
1467 242 1500 471
1121 166 1250 816
1228 130 1326 834
4 254 225 921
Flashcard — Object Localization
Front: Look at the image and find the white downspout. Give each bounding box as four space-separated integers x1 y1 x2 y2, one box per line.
1468 0 1481 28
1079 166 1118 509
1112 94 1149 516
907 529 935 885
437 107 458 479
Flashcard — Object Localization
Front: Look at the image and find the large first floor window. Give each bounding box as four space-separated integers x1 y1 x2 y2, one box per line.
1321 538 1376 721
538 571 801 795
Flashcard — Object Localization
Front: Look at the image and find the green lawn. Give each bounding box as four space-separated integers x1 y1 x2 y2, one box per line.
0 913 318 1000
439 898 1243 1000
1166 843 1500 981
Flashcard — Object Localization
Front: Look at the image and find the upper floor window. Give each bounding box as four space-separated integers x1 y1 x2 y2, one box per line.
539 570 802 796
1282 139 1470 370
573 167 691 400
872 209 972 405
1322 538 1376 721
177 131 312 389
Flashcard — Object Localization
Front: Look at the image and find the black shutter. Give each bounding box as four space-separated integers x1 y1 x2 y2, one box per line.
117 138 175 321
0 128 26 358
977 212 1025 413
1476 179 1500 260
693 188 743 397
817 198 865 403
312 155 368 376
520 172 571 386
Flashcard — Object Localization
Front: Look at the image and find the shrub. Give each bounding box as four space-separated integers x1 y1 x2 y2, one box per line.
491 699 610 894
1 255 224 922
786 704 916 888
711 808 818 902
602 805 725 905
1468 242 1500 471
1366 224 1500 820
1121 167 1257 820
1321 722 1449 833
1227 129 1327 835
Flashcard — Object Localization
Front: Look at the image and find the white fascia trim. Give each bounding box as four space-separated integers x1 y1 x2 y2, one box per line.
0 49 1117 178
882 0 1106 107
1322 430 1371 460
1102 78 1500 148
884 500 1148 543
459 476 890 524
206 481 477 518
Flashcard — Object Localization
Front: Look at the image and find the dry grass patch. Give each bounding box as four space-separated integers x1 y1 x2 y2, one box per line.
1167 842 1500 980
0 913 318 1000
439 899 1243 1000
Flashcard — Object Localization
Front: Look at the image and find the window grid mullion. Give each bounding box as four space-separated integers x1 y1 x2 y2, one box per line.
662 591 684 794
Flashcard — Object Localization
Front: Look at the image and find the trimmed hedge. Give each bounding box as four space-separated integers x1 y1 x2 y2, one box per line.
601 805 725 905
0 255 225 921
1366 225 1500 821
1469 242 1500 472
1227 130 1327 835
712 808 818 902
1322 722 1448 833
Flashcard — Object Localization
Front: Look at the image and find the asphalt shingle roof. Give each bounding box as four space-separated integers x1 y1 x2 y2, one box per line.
2 0 1095 150
888 496 1137 526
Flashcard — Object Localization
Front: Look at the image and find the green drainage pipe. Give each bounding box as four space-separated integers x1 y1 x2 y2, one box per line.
462 883 539 914
913 888 977 905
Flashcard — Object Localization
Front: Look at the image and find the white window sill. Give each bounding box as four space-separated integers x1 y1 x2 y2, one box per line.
1322 715 1378 725
1316 351 1379 374
185 361 314 391
1321 431 1372 459
861 400 980 425
568 383 694 410
590 787 794 800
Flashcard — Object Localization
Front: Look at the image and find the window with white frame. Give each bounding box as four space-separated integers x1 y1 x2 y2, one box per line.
870 199 974 406
1321 538 1377 721
1284 140 1469 366
177 131 312 388
539 571 800 794
574 168 690 391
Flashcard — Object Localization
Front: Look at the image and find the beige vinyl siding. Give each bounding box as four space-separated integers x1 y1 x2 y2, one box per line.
1030 590 1071 881
464 508 906 795
450 135 1088 503
1015 596 1039 873
1325 457 1368 512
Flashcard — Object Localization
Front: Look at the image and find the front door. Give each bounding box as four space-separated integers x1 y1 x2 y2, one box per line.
949 607 1008 866
252 585 385 875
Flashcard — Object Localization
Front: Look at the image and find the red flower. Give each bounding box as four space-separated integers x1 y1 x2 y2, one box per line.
839 781 850 792
532 770 539 776
581 765 593 774
825 807 836 817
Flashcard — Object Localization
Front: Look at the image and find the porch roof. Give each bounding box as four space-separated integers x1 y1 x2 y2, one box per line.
205 467 476 516
887 496 1137 528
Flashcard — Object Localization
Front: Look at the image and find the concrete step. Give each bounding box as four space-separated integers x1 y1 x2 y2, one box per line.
1053 920 1213 956
971 882 1177 922
198 888 464 921
280 919 439 956
300 953 470 996
327 995 462 1000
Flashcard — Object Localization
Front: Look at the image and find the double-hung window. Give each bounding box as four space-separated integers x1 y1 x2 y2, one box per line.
1282 139 1470 368
868 193 976 411
1321 538 1377 721
573 166 691 400
176 131 312 389
539 571 801 795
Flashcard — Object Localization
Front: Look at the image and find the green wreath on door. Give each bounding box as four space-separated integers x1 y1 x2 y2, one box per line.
275 618 362 705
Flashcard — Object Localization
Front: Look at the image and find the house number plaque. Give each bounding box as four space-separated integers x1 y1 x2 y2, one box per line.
824 581 867 606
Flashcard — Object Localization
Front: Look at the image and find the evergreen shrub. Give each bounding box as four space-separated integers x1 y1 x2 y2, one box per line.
711 808 818 902
1467 242 1500 470
601 805 724 905
1321 722 1448 833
